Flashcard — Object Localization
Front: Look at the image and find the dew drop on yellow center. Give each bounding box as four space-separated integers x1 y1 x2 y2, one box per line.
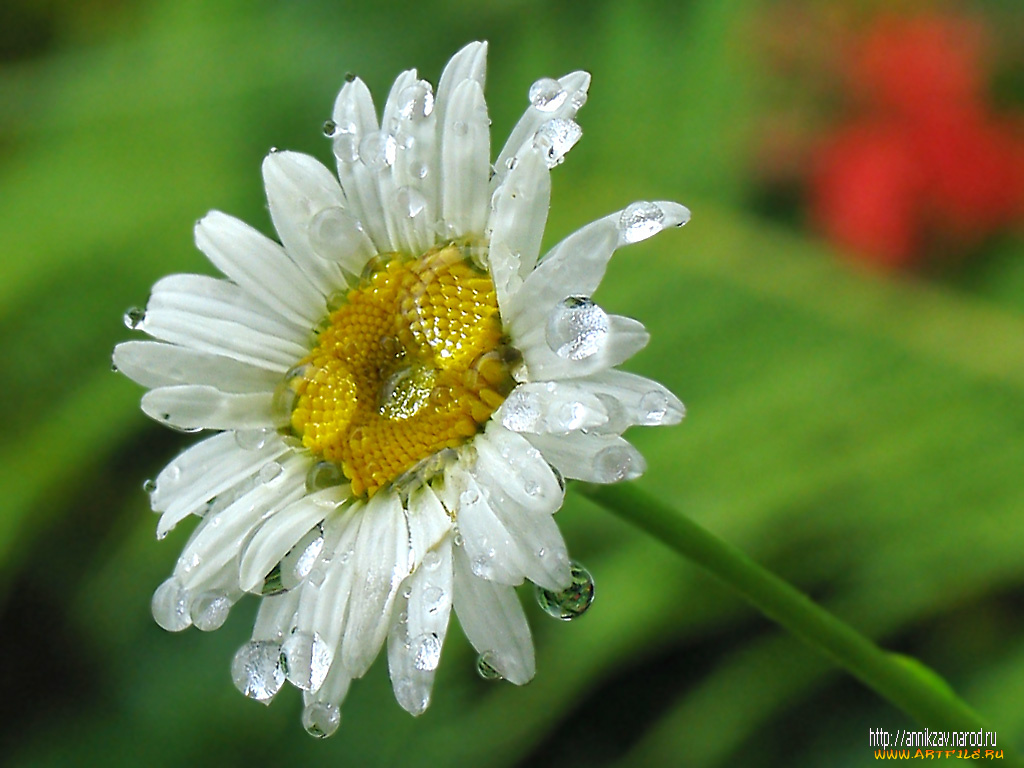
283 244 516 498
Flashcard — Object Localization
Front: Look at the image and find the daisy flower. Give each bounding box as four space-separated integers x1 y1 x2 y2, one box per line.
115 42 689 737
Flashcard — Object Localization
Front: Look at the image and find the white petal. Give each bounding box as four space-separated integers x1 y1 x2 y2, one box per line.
146 274 308 342
340 491 411 677
452 546 535 685
573 370 685 433
113 341 280 393
195 211 327 327
298 504 363 663
497 381 608 435
450 472 526 586
302 656 352 710
487 144 551 313
387 536 454 715
330 77 391 251
506 201 690 323
140 306 302 374
175 455 307 591
468 433 571 591
376 69 420 253
407 485 453 568
390 79 440 255
493 70 591 184
526 431 647 483
262 151 351 292
152 432 289 538
440 79 489 239
238 487 347 593
435 41 487 127
471 424 564 516
515 313 650 381
141 385 273 432
252 590 300 641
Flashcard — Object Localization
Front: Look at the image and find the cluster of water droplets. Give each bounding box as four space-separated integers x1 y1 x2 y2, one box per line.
545 297 610 360
500 384 591 434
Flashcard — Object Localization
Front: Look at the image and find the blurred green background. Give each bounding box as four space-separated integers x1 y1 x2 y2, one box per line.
2 0 1022 766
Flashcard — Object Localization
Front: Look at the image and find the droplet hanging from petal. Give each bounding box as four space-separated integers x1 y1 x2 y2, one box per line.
536 561 595 620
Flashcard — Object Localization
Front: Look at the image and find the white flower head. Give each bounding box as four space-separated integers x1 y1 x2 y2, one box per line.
115 42 689 737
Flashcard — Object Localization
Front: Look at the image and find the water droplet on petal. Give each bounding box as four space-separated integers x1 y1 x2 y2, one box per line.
528 77 567 111
545 297 609 360
306 460 344 493
533 118 582 168
640 391 670 424
500 388 543 432
123 307 146 330
259 461 284 485
398 81 435 120
536 561 595 620
422 549 441 570
359 130 397 168
393 186 427 218
322 119 337 137
235 427 272 451
452 120 468 137
476 652 504 681
151 577 192 632
555 401 585 431
412 632 442 671
422 585 445 612
231 641 285 703
459 489 480 506
410 160 428 179
331 120 359 163
190 591 231 631
281 631 333 691
302 701 342 738
142 478 157 493
394 677 429 715
595 445 642 482
618 201 666 244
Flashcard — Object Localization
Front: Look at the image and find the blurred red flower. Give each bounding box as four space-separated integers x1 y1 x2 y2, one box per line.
810 14 1024 269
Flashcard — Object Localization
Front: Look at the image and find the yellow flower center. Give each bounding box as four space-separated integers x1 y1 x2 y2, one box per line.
284 244 517 497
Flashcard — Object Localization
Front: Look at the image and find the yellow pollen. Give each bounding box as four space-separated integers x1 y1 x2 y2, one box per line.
285 244 516 498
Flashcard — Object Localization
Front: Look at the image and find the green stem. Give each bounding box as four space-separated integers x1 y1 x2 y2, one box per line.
577 482 1016 763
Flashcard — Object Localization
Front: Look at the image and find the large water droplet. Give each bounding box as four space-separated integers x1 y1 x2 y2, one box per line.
545 297 609 360
394 677 429 716
281 631 332 691
123 307 146 330
536 561 595 620
322 119 337 137
359 130 397 168
422 585 445 612
529 77 567 111
151 577 192 632
412 632 442 671
533 118 582 168
302 702 342 738
618 201 666 244
231 641 285 703
398 81 435 120
191 591 231 631
476 652 504 681
308 207 366 261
